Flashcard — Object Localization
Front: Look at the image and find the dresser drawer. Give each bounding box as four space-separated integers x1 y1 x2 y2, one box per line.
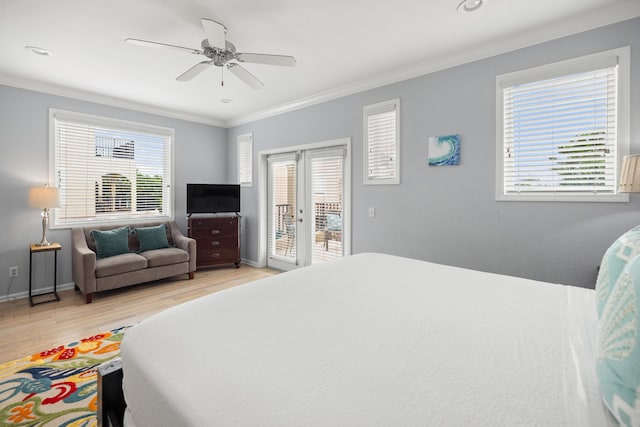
190 217 237 229
196 248 240 264
190 226 237 239
196 236 237 250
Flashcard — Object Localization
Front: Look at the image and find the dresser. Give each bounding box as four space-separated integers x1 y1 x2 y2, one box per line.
187 215 240 268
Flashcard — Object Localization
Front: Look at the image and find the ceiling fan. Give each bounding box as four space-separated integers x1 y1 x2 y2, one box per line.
125 18 296 89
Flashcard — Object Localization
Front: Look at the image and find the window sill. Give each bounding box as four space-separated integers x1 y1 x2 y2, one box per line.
496 193 629 203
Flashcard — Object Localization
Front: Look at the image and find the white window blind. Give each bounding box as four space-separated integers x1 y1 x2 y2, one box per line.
309 150 345 264
50 109 174 227
496 47 629 202
364 99 400 184
268 155 297 261
238 133 253 187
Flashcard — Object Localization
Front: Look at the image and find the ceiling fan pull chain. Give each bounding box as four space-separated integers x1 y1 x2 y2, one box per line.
221 66 224 87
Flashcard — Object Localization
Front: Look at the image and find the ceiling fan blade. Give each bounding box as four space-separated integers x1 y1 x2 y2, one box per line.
176 61 212 81
236 53 297 67
227 63 264 89
201 18 227 49
125 38 201 55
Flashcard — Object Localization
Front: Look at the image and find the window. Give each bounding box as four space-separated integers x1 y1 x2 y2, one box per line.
364 99 400 184
496 47 630 202
50 109 174 227
238 133 253 187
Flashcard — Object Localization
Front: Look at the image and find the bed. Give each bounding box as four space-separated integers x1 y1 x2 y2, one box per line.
119 252 617 426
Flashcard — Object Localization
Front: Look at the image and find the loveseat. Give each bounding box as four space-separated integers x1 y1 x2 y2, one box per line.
71 221 196 303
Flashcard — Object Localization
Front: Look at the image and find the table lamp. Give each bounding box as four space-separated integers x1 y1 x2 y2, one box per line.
619 154 640 193
29 185 60 246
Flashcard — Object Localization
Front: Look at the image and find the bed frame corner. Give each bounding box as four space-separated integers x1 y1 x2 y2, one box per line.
97 357 126 427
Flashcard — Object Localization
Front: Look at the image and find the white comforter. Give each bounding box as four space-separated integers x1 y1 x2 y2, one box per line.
121 253 613 426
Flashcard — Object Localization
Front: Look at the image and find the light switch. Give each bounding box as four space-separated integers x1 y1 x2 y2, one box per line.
368 207 375 218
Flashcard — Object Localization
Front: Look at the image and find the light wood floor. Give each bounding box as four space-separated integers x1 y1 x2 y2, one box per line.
0 265 279 363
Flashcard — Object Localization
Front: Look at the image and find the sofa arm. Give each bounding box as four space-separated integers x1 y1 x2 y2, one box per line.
71 227 97 301
169 222 196 273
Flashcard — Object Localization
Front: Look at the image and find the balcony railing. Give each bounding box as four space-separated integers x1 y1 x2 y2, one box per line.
274 202 342 233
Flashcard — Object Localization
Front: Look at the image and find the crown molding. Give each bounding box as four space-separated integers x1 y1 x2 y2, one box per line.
0 73 227 128
227 2 640 127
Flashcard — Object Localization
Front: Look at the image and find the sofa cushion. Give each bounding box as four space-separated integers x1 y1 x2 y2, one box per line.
95 253 148 278
91 227 130 259
135 224 171 252
141 247 189 268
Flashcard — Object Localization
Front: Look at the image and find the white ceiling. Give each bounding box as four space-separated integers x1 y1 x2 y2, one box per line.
1 0 638 127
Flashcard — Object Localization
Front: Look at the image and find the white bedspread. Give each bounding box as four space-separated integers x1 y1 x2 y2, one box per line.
121 253 613 426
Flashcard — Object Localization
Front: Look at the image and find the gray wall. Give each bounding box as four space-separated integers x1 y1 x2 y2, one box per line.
1 18 637 299
0 85 227 298
228 17 640 288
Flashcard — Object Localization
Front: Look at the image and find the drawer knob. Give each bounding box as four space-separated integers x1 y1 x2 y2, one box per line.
211 230 221 235
211 241 220 246
211 253 220 258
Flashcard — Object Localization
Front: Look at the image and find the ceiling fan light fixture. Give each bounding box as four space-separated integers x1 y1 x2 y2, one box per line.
25 45 51 56
457 0 484 13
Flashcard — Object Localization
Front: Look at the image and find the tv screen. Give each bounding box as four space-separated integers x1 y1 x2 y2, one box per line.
187 184 240 214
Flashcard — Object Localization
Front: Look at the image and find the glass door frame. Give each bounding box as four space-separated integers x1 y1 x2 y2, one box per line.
265 152 306 270
305 146 348 264
257 137 351 269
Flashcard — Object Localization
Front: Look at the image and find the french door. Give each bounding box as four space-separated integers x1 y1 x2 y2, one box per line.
266 145 349 271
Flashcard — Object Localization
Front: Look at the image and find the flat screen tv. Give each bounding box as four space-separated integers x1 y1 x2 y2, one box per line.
187 184 240 214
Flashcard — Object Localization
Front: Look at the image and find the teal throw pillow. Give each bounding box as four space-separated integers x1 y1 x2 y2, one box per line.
596 226 640 317
135 224 170 252
91 227 130 259
596 253 640 427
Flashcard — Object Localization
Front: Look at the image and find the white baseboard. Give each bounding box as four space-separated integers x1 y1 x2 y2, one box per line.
241 257 259 267
0 282 75 303
241 257 260 267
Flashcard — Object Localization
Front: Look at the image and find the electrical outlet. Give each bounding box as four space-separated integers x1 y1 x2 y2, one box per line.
9 266 18 278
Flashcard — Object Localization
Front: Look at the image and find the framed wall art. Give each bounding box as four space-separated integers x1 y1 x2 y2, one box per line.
428 134 460 166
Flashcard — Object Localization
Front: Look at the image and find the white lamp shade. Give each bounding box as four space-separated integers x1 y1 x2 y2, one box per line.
619 155 640 193
29 186 60 208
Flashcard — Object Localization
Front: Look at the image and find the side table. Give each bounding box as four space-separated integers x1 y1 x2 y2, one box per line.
29 243 62 307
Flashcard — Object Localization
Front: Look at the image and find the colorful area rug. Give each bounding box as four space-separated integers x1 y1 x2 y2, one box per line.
0 325 130 427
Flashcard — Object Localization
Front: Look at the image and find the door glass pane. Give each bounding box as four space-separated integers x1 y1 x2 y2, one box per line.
269 159 297 262
310 154 344 264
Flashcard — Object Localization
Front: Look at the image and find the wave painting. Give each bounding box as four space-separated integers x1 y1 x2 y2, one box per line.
428 134 460 166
